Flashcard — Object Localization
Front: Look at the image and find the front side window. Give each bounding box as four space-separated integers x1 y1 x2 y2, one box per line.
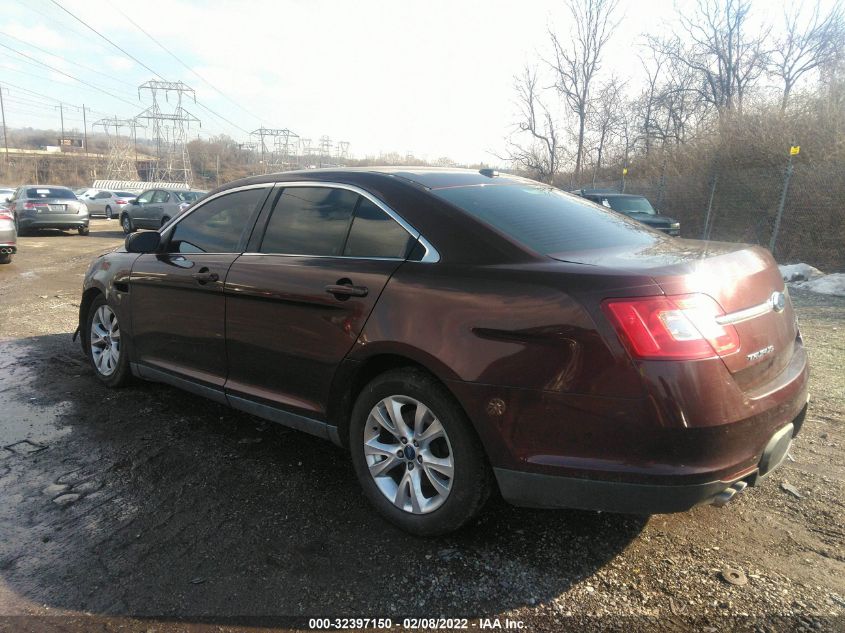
606 196 656 215
168 188 266 254
260 187 358 256
137 190 154 204
344 197 413 258
152 190 170 203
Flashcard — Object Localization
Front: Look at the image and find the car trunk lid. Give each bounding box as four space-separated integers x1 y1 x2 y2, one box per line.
550 239 797 391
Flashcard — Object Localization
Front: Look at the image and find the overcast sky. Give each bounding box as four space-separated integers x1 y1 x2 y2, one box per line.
0 0 828 163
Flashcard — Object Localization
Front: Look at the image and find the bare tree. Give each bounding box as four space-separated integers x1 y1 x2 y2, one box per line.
769 1 845 111
548 0 619 183
587 78 624 184
648 0 768 118
504 66 561 183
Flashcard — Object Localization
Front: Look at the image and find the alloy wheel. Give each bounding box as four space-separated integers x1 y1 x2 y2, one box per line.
90 305 121 376
363 395 454 514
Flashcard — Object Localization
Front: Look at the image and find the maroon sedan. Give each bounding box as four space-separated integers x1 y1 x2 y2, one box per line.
76 168 808 535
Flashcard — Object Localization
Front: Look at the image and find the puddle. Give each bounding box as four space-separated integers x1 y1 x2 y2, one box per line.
0 340 74 450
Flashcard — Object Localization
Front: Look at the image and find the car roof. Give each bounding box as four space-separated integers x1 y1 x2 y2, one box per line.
223 167 537 191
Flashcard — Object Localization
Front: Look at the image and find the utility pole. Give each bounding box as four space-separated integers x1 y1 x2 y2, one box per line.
0 84 8 164
215 154 219 187
59 103 65 144
82 104 89 157
769 145 799 255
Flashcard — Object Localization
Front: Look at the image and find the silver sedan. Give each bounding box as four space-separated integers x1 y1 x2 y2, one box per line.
78 190 137 219
0 209 16 264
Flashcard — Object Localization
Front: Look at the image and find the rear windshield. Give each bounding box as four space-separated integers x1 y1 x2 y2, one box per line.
115 192 136 197
606 196 656 214
26 187 76 199
434 185 662 255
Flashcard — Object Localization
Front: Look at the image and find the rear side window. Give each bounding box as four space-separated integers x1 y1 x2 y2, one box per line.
168 188 266 254
26 187 76 199
344 198 413 258
260 187 358 256
434 185 662 255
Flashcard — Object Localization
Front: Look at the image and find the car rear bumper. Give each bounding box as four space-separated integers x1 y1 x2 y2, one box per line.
19 213 89 229
494 406 804 513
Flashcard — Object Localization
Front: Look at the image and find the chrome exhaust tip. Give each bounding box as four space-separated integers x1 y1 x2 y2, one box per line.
711 480 748 507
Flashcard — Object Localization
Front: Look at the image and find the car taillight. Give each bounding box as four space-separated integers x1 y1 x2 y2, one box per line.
115 199 127 204
23 202 37 209
0 212 12 221
602 293 740 360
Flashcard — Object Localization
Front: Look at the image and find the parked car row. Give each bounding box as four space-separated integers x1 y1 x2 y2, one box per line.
75 189 138 219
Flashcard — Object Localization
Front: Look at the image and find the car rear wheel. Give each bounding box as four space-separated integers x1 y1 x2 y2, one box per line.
78 226 89 235
85 295 130 387
105 205 113 219
121 214 135 234
0 253 11 265
349 368 492 535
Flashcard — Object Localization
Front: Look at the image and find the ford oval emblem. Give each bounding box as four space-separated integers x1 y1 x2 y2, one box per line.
771 291 786 313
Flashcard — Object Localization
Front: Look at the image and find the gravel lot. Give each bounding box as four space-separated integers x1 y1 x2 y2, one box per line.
0 221 843 632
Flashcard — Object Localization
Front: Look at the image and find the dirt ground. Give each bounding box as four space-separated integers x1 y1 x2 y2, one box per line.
0 221 843 632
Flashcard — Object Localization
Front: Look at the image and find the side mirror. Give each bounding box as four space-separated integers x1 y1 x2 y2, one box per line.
131 199 140 205
125 231 161 253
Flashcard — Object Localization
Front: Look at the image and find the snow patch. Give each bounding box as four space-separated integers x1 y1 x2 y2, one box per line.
779 263 824 282
794 273 845 297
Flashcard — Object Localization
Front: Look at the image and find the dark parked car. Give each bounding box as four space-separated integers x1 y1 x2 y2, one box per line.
120 188 206 233
572 190 680 236
10 185 90 235
77 168 808 535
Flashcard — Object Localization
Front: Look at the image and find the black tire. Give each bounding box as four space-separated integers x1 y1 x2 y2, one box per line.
160 216 170 227
14 215 26 237
349 368 492 536
84 294 131 387
105 205 113 219
78 225 90 235
121 214 135 234
0 253 11 265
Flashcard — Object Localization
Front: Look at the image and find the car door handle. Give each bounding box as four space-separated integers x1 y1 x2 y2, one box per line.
192 268 219 284
325 281 368 298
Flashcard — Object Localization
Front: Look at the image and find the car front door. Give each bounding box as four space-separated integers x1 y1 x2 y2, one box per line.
131 190 154 225
128 185 271 394
224 183 417 419
144 190 170 228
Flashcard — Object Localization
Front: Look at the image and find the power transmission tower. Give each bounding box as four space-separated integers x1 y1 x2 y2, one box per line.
299 138 313 167
136 80 200 184
335 140 350 162
250 127 299 173
318 135 332 167
94 116 144 181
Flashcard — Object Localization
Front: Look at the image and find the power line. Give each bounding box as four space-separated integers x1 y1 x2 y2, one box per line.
0 30 137 90
106 0 266 125
0 41 139 108
47 0 167 81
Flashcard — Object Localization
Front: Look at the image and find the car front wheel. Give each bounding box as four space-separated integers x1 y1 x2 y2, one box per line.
121 214 135 234
85 295 130 387
349 368 492 535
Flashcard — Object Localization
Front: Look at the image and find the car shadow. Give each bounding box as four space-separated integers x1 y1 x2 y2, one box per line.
0 333 647 621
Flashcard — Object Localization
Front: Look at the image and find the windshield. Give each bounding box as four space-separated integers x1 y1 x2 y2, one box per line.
175 191 205 202
26 187 77 199
605 196 656 215
434 185 662 255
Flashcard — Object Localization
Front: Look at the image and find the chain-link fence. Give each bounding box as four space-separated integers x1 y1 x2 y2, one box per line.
591 155 845 273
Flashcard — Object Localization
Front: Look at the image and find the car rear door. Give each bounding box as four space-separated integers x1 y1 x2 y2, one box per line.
128 184 271 395
131 190 154 225
224 183 417 418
